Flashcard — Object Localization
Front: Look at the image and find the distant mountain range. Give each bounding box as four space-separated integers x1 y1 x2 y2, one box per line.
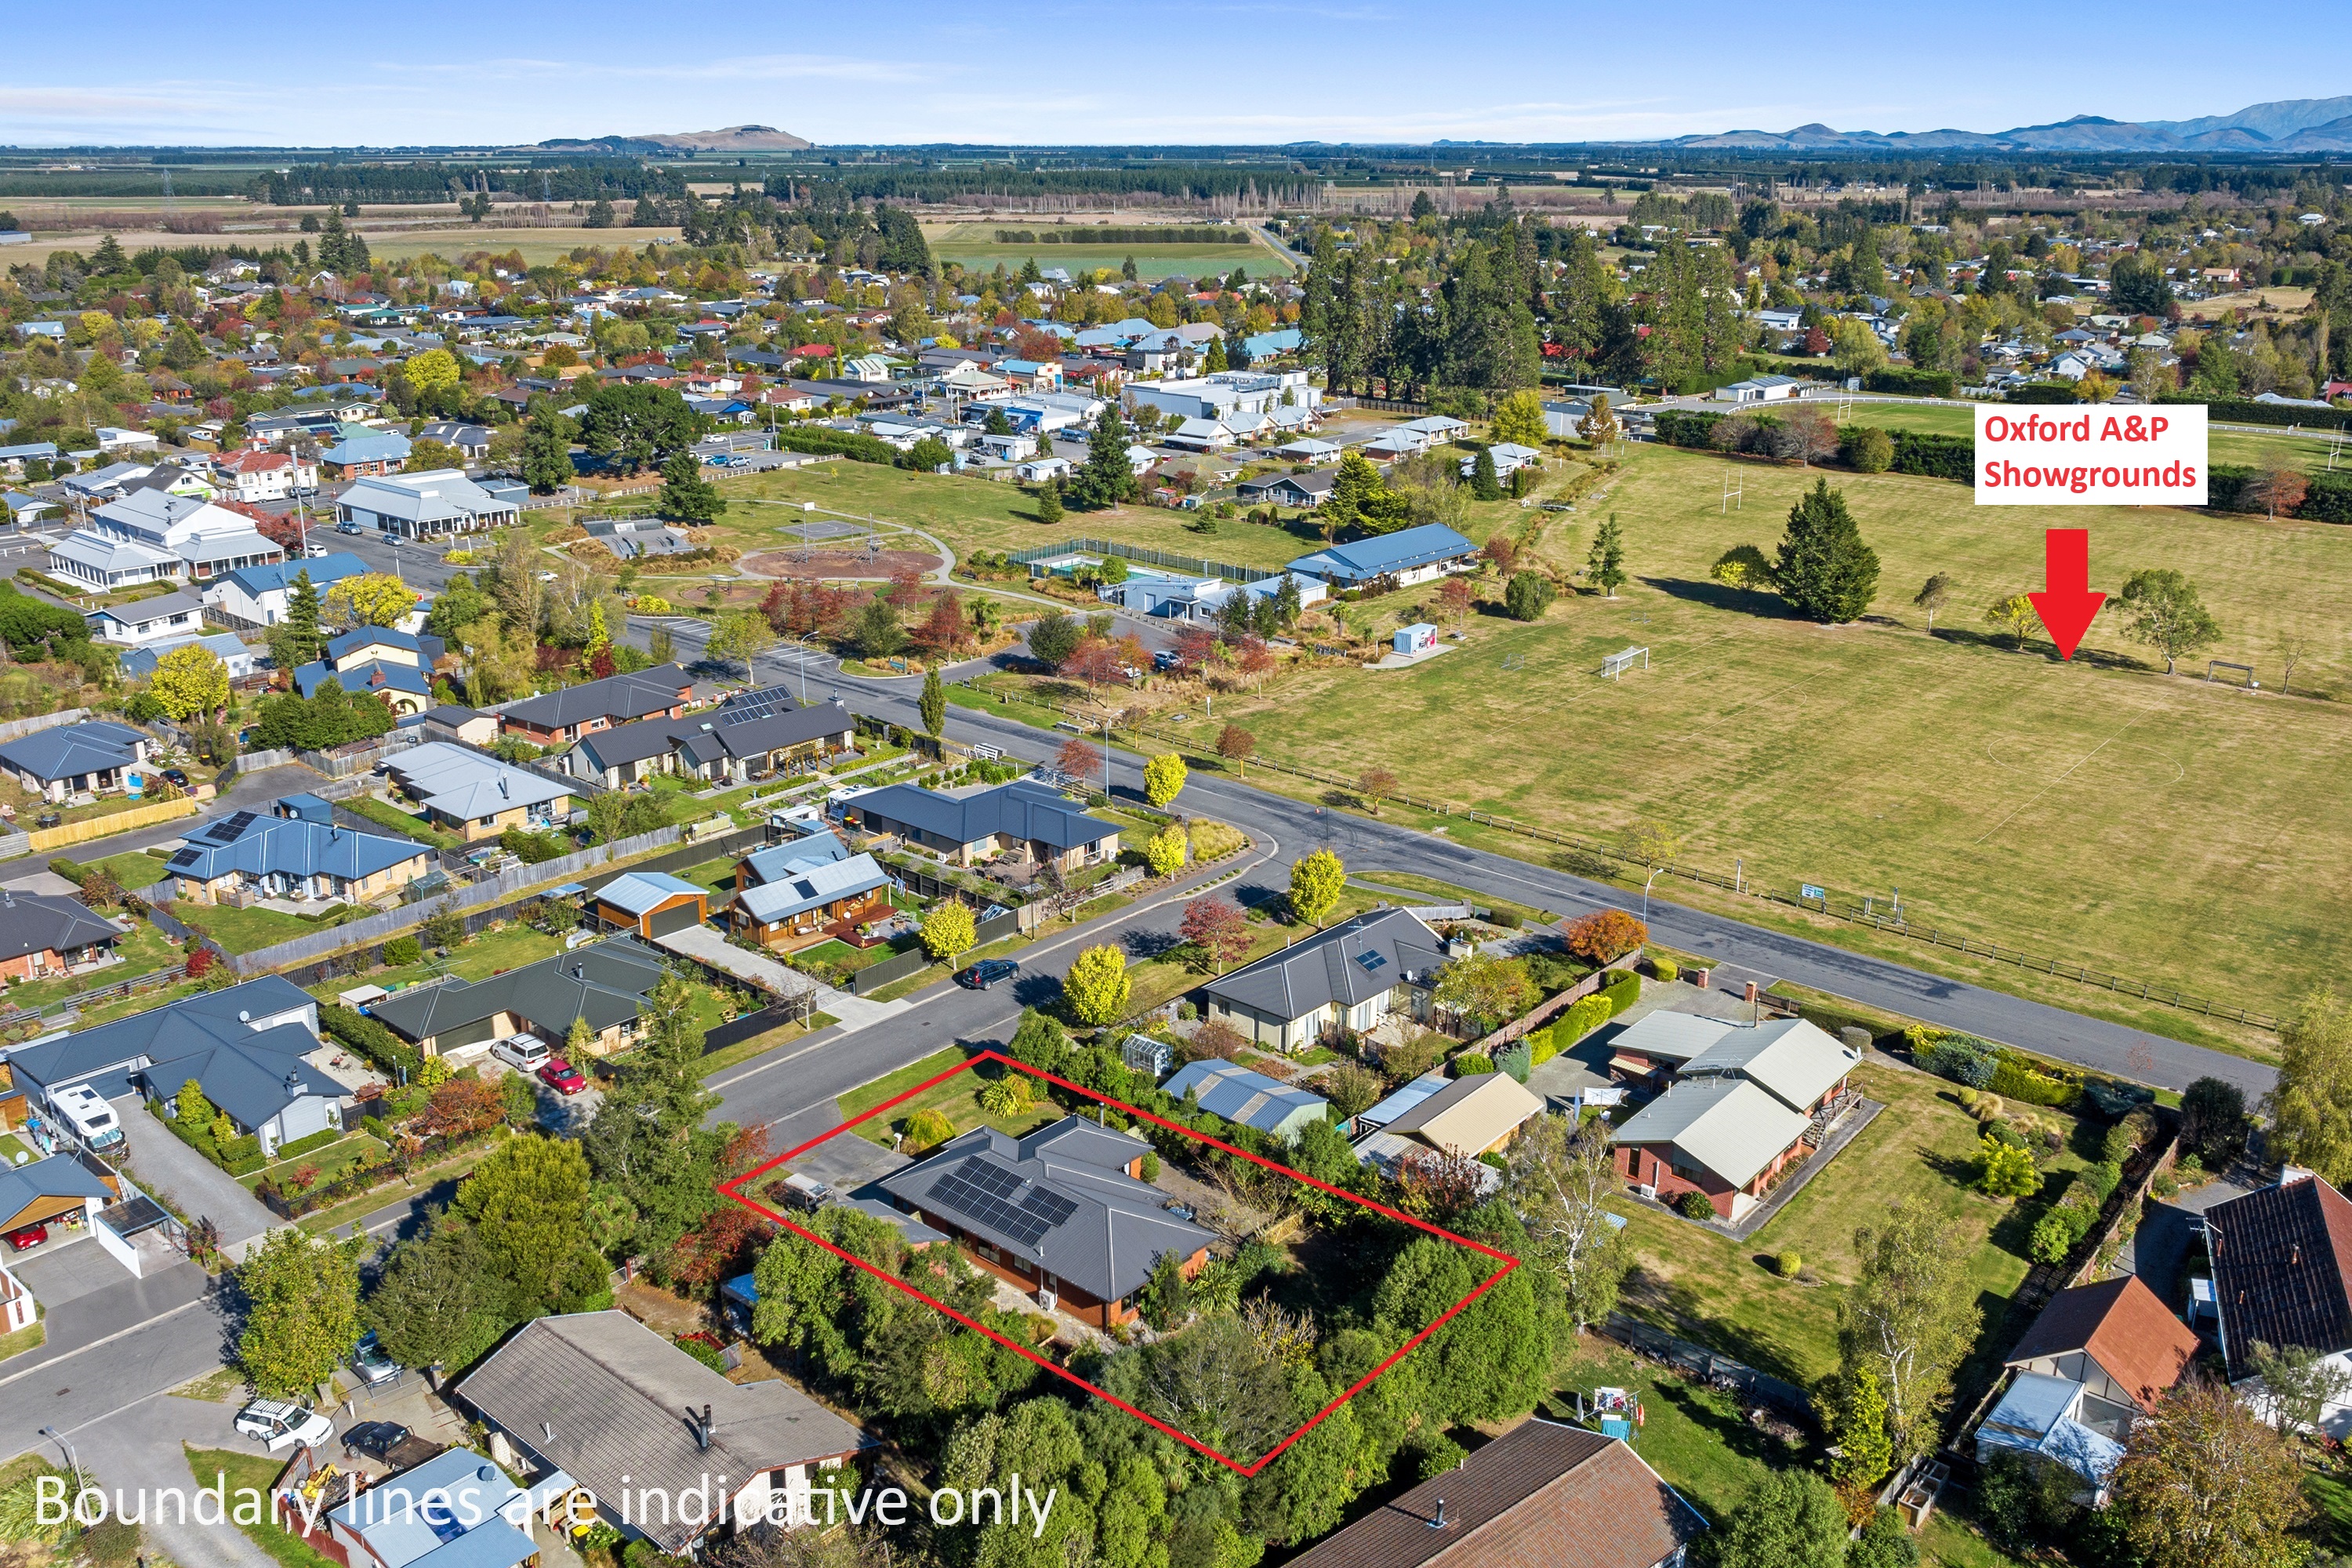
532 125 813 154
1657 95 2352 153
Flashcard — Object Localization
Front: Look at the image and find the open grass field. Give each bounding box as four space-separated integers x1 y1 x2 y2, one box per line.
1167 438 2352 1025
719 463 1331 572
3 223 688 269
920 220 1293 279
1836 398 2345 471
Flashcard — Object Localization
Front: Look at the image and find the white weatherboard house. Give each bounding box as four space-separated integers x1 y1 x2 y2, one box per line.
47 490 285 590
85 590 208 647
336 470 520 540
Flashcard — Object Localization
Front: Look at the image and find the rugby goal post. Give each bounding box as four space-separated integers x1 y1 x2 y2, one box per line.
1602 646 1650 680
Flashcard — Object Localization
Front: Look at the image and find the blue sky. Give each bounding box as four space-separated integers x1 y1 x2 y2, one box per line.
5 4 2350 147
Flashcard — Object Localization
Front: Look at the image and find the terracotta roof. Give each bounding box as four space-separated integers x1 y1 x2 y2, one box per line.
1284 1419 1704 1568
2209 1174 2352 1382
2005 1274 2198 1411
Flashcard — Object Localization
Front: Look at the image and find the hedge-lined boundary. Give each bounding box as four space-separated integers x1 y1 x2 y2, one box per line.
2161 394 2352 434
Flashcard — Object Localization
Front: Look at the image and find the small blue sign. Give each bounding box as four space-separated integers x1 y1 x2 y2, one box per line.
1800 884 1825 901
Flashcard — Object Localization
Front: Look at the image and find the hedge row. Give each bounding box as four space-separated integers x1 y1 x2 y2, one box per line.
1909 1026 2083 1110
1597 972 1642 1016
320 1003 423 1080
273 1125 345 1162
2159 394 2352 434
2005 383 2082 405
146 1097 264 1176
771 427 902 465
1864 368 1957 397
2208 463 2352 524
1888 430 1974 482
1653 410 1975 486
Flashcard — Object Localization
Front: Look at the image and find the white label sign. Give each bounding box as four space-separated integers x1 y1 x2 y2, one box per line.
1973 403 2205 506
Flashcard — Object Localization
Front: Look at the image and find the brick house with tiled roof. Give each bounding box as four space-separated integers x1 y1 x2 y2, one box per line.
1284 1417 1704 1568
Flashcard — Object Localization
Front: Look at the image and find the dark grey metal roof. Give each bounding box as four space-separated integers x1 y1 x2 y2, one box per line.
6 975 316 1098
848 778 1119 854
0 891 121 965
1199 907 1446 1024
371 938 668 1046
672 693 856 768
876 1115 1214 1305
499 666 690 730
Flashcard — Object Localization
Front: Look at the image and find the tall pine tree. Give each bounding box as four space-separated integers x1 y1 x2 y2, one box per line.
1774 480 1881 622
1068 408 1138 510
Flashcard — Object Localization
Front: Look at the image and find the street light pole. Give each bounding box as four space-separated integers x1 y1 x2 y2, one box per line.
1642 865 1664 921
38 1426 83 1497
796 631 817 703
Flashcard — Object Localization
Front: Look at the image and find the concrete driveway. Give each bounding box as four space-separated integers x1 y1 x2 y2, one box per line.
9 1231 132 1305
115 1095 279 1258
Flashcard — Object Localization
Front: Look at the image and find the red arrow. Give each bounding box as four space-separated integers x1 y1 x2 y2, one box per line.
2028 528 2105 661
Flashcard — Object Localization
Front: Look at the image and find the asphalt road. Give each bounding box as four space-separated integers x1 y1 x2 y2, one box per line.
635 614 2275 1105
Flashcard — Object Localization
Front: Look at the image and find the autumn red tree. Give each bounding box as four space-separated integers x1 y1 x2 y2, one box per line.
1182 1017 1248 1062
667 1206 775 1293
1563 909 1649 964
1172 624 1221 672
1235 636 1275 682
2249 459 2310 521
912 590 970 655
413 1078 503 1139
1214 724 1256 775
1481 536 1519 575
1437 575 1473 627
1055 736 1102 781
1178 895 1252 972
1062 638 1124 688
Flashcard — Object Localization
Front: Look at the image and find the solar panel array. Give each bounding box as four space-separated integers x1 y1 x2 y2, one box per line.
1355 949 1388 973
168 848 203 868
720 688 800 726
927 1156 1080 1250
211 811 260 842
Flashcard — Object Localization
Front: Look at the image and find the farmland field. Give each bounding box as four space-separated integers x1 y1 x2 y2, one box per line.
920 220 1294 279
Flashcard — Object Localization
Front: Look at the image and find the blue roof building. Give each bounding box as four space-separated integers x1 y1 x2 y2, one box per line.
165 806 435 906
729 830 891 947
1287 524 1478 588
321 430 412 474
325 1445 545 1568
1243 328 1304 360
0 720 151 800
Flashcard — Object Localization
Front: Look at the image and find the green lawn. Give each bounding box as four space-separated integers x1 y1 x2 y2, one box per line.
719 459 1328 571
0 919 184 1011
239 1132 385 1193
0 1311 43 1363
679 855 740 895
176 901 354 956
833 1046 1062 1149
90 850 172 890
697 1012 836 1076
1836 399 2343 476
339 794 463 851
308 922 571 997
184 1446 340 1568
1607 1061 2089 1395
1185 438 2352 1031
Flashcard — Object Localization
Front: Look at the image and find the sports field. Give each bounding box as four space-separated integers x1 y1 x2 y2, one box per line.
718 460 1338 570
920 220 1293 279
1175 442 2352 1025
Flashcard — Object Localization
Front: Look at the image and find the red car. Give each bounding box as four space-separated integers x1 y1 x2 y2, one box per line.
537 1057 587 1096
5 1223 47 1252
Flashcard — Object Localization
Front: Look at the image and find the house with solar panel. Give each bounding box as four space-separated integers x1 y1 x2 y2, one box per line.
876 1116 1216 1327
728 829 891 950
670 690 860 786
163 804 435 908
1196 906 1450 1054
842 777 1122 873
0 719 152 804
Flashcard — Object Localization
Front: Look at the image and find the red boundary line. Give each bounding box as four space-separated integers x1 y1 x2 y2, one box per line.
718 1049 1519 1477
